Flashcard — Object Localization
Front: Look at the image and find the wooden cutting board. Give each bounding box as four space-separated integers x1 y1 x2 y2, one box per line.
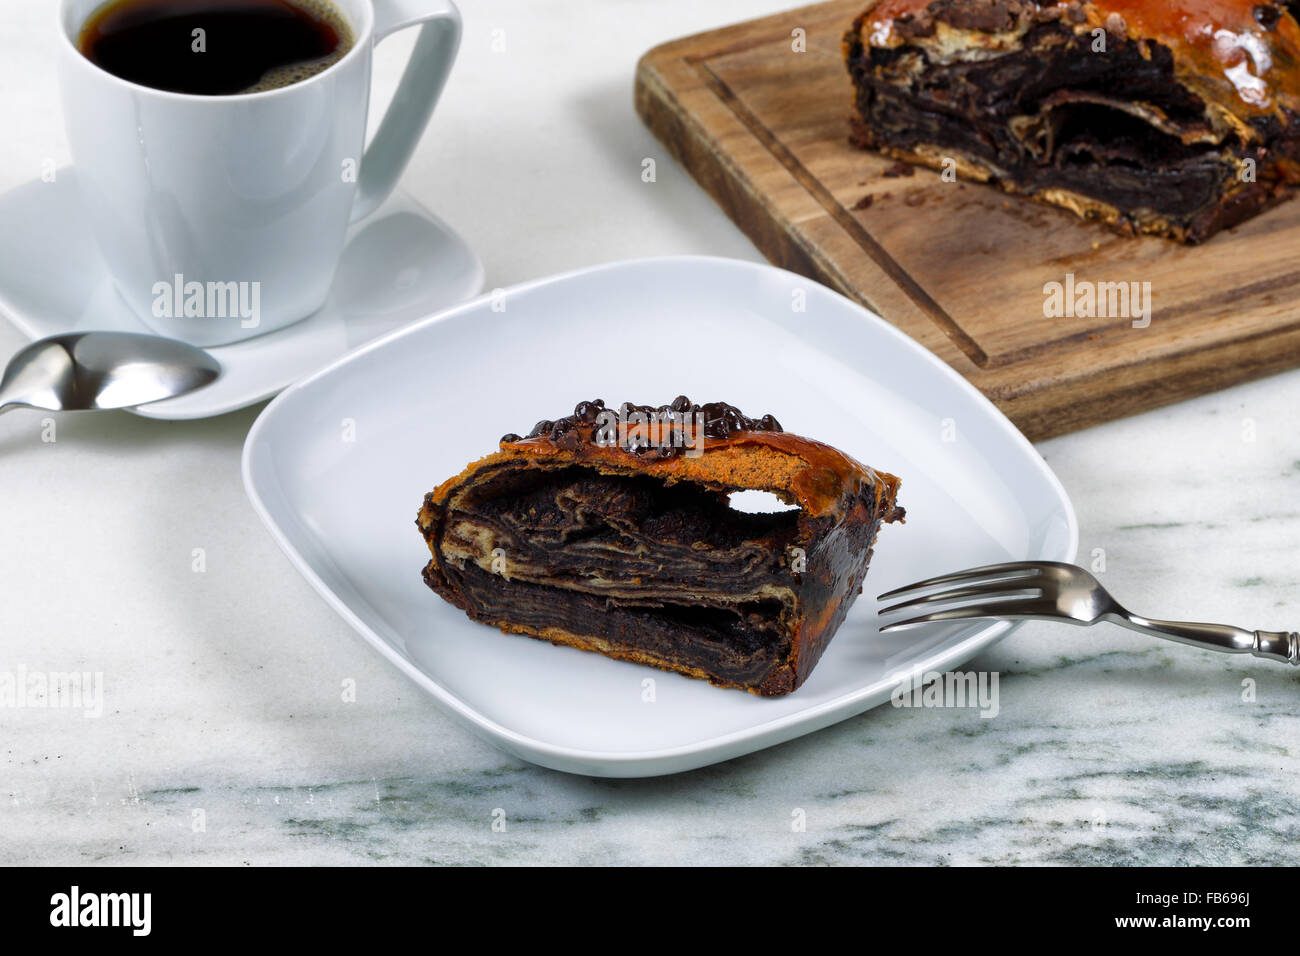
635 0 1300 440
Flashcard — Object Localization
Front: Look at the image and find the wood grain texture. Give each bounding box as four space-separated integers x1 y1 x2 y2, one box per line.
635 0 1300 440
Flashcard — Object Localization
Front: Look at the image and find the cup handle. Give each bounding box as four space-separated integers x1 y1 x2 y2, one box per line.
350 0 462 223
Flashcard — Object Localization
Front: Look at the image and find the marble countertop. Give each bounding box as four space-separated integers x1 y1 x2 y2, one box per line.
2 0 1297 866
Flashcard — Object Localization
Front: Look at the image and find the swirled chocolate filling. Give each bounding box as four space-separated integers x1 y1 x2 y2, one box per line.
844 1 1300 242
417 398 904 696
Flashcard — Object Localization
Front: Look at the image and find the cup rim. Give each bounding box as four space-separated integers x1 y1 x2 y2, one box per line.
57 0 375 103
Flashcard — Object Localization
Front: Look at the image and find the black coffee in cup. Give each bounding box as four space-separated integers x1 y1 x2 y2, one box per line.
78 0 355 95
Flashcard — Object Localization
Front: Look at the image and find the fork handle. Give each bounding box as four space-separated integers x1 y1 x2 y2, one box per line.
1113 614 1299 665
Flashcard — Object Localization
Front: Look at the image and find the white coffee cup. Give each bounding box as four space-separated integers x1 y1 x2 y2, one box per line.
57 0 461 346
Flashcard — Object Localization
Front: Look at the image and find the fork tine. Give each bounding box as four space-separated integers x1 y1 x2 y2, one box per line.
877 583 1042 618
876 561 1043 602
879 601 1042 632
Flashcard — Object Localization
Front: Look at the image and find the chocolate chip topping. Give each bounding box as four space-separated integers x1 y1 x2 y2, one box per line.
1255 4 1282 30
499 397 784 458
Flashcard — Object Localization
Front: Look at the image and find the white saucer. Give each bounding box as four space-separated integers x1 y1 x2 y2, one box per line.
0 170 484 420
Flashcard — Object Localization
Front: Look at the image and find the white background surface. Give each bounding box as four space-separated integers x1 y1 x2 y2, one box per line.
1 0 1298 864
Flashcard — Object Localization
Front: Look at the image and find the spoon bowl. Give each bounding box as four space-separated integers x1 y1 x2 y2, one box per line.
0 332 221 413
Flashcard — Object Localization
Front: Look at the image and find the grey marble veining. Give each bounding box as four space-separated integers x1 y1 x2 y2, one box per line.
5 367 1298 867
2 0 1298 866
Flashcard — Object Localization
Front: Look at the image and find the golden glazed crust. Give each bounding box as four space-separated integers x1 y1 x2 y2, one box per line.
419 428 901 526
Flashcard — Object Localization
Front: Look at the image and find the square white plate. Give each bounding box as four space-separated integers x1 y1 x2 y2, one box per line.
243 256 1077 777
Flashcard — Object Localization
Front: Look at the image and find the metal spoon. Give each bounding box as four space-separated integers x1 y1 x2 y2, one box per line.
0 332 220 415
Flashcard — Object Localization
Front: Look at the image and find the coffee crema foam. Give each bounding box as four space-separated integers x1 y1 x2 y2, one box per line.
242 0 354 93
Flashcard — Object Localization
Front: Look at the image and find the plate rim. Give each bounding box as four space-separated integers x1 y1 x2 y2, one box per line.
241 254 1079 775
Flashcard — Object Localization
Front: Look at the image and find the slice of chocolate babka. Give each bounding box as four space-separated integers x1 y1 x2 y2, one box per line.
843 0 1300 242
416 398 904 696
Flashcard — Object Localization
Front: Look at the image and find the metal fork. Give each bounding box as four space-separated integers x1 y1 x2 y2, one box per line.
878 561 1299 665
